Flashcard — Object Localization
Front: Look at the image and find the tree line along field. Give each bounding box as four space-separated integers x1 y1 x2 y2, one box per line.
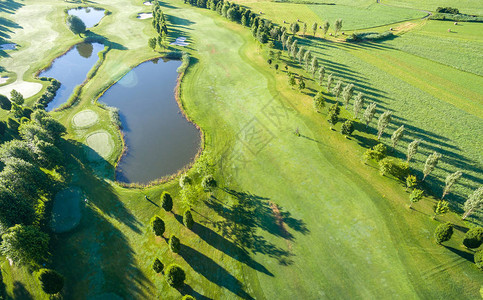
0 0 482 299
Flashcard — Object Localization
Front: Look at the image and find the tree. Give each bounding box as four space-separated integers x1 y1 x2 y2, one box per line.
353 92 364 119
10 90 24 105
475 249 483 270
302 22 307 36
406 139 421 163
340 120 354 136
422 152 442 181
0 225 49 267
441 171 462 199
327 73 333 91
290 22 300 35
434 200 449 219
322 21 330 37
37 269 64 295
161 191 173 212
376 111 392 140
303 50 312 71
406 174 417 191
462 227 483 249
312 21 318 36
148 37 157 50
153 258 164 273
334 19 343 36
182 296 196 300
327 103 340 128
363 143 387 162
409 189 423 208
462 186 483 220
150 216 165 237
342 83 354 107
391 125 404 149
0 186 36 228
317 66 325 86
310 57 318 78
165 264 186 288
183 209 194 229
179 173 191 188
434 222 453 244
0 139 34 164
298 77 305 90
19 123 52 143
67 15 86 36
332 80 342 101
363 102 377 127
288 73 296 87
313 92 325 112
0 94 11 110
169 235 180 253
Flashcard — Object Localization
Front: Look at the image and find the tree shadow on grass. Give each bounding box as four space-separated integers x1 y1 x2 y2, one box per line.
12 281 32 300
443 245 474 263
179 244 254 300
203 188 309 266
181 284 213 300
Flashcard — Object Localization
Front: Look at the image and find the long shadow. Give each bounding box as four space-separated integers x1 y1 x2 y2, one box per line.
181 284 213 300
84 31 127 50
180 244 254 300
50 139 152 298
0 0 24 14
12 281 32 300
192 220 273 276
443 245 474 263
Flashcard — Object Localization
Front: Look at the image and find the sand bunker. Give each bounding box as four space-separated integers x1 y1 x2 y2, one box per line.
0 77 7 84
170 37 189 47
73 109 99 128
86 130 114 161
51 187 84 233
0 80 42 99
143 1 153 5
0 43 16 50
137 12 153 19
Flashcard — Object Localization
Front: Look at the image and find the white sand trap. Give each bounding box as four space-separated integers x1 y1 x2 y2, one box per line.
51 187 83 233
86 130 114 161
0 80 42 99
143 1 153 5
0 77 7 84
0 43 16 50
170 37 190 46
73 109 99 128
137 12 153 19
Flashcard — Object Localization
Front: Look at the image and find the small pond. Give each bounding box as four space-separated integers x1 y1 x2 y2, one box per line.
0 43 17 50
99 59 201 184
40 42 104 111
68 7 105 28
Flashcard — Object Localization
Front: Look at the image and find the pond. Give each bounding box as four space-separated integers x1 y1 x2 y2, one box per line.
67 7 105 28
40 42 104 111
0 43 16 50
99 59 201 184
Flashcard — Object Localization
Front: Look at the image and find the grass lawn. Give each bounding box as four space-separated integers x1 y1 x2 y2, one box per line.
0 0 482 299
383 0 483 15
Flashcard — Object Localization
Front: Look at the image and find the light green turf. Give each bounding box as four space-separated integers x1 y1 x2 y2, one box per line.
384 0 483 15
72 109 99 128
86 130 114 160
50 187 84 233
1 0 482 299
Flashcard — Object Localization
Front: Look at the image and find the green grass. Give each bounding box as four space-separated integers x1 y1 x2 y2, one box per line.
1 0 482 299
384 0 483 15
387 21 483 76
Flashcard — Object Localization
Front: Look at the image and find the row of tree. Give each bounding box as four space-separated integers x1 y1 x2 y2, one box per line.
148 3 169 50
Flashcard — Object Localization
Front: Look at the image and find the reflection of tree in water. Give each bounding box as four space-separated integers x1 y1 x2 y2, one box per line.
203 188 309 265
76 42 93 58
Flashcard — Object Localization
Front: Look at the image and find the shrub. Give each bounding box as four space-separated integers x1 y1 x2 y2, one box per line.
347 31 394 42
150 216 165 237
179 173 191 188
434 222 453 244
161 192 173 212
363 143 387 162
153 258 164 273
169 235 180 253
165 264 186 289
462 227 483 249
6 117 19 131
201 175 217 191
182 295 196 300
38 269 64 295
436 7 459 14
341 120 354 136
183 210 194 230
475 249 483 270
378 158 409 180
313 92 325 112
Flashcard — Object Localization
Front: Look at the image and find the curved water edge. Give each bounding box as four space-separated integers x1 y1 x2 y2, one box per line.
98 59 201 184
39 42 104 111
67 7 106 28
